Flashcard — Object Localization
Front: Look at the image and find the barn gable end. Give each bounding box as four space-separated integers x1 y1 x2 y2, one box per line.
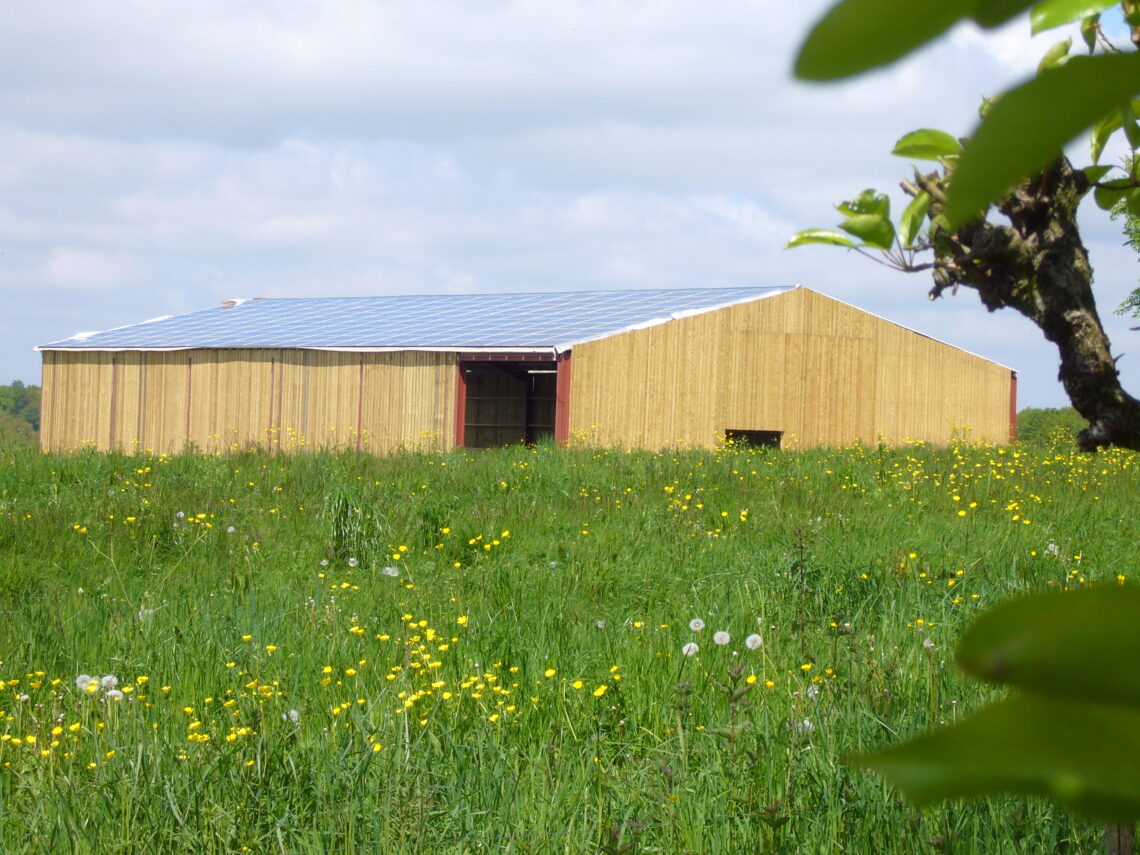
568 288 1014 448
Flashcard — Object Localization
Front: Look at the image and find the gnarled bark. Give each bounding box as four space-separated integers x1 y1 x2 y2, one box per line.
915 157 1140 451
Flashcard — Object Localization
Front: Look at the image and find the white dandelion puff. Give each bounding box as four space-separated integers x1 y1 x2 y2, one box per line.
745 633 763 650
682 642 700 656
105 689 124 702
713 631 731 646
689 618 705 632
100 675 119 689
347 557 358 568
76 674 92 691
382 566 400 578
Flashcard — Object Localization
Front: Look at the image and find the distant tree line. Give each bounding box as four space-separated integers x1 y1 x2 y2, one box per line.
0 381 40 447
1016 407 1088 447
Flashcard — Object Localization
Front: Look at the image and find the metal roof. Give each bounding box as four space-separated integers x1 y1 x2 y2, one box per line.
38 286 796 353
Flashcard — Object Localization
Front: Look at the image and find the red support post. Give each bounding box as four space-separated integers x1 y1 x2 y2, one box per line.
554 351 572 447
454 360 468 448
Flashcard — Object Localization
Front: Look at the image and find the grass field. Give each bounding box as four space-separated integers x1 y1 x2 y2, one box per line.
0 439 1136 853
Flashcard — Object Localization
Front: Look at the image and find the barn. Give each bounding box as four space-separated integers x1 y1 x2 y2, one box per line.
36 286 1016 453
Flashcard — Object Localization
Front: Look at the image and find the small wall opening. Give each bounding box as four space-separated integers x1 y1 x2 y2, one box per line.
725 429 783 449
463 362 556 448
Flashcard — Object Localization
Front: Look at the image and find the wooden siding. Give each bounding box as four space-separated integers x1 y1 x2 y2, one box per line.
568 288 1013 449
41 349 457 454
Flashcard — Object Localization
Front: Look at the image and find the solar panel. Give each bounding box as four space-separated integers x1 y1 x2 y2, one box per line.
38 286 796 351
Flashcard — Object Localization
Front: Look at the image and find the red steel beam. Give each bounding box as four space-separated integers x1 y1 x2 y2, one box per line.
554 351 572 447
454 359 468 448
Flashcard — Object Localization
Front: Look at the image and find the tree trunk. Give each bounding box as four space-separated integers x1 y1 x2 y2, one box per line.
1106 822 1134 855
922 157 1140 451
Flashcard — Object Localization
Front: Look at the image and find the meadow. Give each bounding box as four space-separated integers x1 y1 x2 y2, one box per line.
0 437 1136 854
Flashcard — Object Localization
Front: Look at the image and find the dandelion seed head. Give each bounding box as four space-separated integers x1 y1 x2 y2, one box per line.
713 631 730 646
689 618 705 632
382 566 400 577
745 633 763 650
105 689 124 701
681 642 699 657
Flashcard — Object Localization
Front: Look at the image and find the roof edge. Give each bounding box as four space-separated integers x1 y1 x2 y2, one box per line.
554 285 797 350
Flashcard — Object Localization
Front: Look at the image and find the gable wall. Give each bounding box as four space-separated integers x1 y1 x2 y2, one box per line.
568 288 1012 448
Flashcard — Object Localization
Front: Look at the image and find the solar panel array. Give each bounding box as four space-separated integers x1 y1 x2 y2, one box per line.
39 287 795 351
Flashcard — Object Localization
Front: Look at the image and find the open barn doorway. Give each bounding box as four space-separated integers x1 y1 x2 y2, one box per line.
459 361 557 448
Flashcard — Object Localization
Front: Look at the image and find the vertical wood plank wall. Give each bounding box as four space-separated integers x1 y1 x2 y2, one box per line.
568 288 1013 448
41 350 457 454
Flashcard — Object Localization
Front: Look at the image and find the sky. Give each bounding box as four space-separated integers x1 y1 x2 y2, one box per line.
3 1 1138 409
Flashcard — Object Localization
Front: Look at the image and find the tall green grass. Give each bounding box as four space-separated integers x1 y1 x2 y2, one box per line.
0 439 1136 853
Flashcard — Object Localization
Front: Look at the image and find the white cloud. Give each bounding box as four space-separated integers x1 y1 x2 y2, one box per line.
41 248 136 290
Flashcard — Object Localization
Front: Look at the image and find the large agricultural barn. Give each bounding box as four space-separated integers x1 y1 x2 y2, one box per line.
37 286 1016 453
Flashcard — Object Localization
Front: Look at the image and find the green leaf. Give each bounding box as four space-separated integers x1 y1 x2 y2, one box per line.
1123 103 1140 149
899 191 933 246
1091 99 1140 163
858 694 1140 822
795 0 974 81
1083 164 1113 183
1030 0 1118 34
1036 37 1071 75
837 189 891 218
1092 110 1124 165
786 229 860 249
707 721 751 739
1081 13 1101 54
892 129 964 161
946 53 1140 228
1096 183 1130 209
839 214 896 249
972 0 1039 27
956 586 1140 708
1127 189 1140 216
